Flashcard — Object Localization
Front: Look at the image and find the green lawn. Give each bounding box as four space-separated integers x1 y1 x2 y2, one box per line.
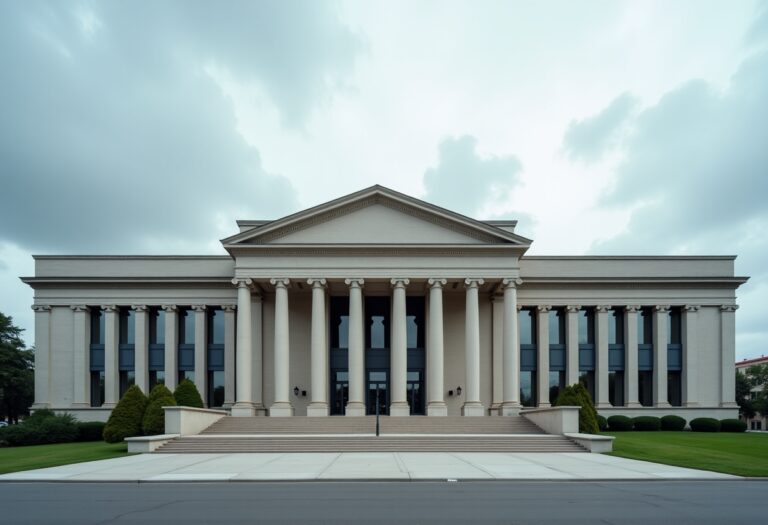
0 441 129 475
606 431 768 477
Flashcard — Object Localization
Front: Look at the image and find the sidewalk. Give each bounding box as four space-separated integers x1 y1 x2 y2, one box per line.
0 452 738 482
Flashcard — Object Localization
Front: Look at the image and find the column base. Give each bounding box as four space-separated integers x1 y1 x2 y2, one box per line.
31 403 51 410
101 403 116 409
720 402 739 408
500 402 522 416
654 402 672 408
427 402 447 416
595 402 612 409
683 401 699 407
389 402 410 417
307 402 329 417
625 401 642 408
231 402 259 417
345 401 366 416
70 403 91 409
269 402 294 417
537 402 552 408
461 402 485 417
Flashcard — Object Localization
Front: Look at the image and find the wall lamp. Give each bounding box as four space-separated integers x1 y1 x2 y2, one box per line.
293 386 307 397
448 386 463 397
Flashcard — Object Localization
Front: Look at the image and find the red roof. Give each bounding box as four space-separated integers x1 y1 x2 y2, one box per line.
736 355 768 367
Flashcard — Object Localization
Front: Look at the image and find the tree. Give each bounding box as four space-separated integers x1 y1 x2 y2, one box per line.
0 312 34 423
142 384 176 435
736 370 755 419
173 378 204 408
746 364 768 417
554 382 600 434
103 384 148 443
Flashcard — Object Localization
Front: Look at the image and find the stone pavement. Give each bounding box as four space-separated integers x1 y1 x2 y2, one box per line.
0 452 737 482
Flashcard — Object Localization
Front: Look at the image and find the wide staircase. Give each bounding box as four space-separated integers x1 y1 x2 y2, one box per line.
155 416 586 453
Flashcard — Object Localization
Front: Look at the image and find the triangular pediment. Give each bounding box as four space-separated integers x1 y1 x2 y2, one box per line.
222 185 531 247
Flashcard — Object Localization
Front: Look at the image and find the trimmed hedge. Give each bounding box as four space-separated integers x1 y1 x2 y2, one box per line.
660 415 686 431
554 383 599 434
0 412 80 447
607 415 633 431
76 421 106 442
720 419 747 433
632 416 661 431
173 379 204 408
597 415 608 432
143 384 177 435
103 385 148 443
690 417 721 432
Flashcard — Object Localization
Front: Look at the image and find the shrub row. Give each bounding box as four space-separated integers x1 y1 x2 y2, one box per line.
602 415 747 432
0 411 107 447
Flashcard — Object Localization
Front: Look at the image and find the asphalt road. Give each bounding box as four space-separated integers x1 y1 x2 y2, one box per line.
1 480 765 524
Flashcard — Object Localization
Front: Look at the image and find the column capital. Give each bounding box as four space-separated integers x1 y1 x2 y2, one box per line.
31 304 51 312
464 278 484 288
427 278 447 289
720 304 739 312
270 278 291 288
516 304 524 311
344 278 365 288
307 278 327 288
192 304 207 312
625 305 640 313
222 304 237 312
595 305 611 313
684 304 700 312
101 305 118 312
501 278 523 288
390 278 410 288
566 305 581 313
231 277 253 288
161 304 178 313
537 305 552 313
654 305 671 313
70 305 89 312
131 305 148 312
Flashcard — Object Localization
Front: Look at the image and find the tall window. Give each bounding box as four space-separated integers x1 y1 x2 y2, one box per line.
578 308 595 345
608 309 624 345
89 307 105 406
608 308 625 406
667 307 682 406
178 308 195 383
149 307 165 390
638 307 654 407
548 309 565 345
118 307 135 398
578 308 595 402
548 308 565 403
519 308 537 406
207 308 225 407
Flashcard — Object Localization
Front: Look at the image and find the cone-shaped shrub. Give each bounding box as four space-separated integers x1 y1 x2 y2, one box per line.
103 385 148 443
173 378 204 408
554 383 599 434
660 415 686 431
142 384 177 435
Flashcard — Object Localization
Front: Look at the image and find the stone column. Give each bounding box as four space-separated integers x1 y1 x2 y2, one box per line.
71 306 90 407
624 306 640 407
720 305 739 408
162 305 178 391
427 279 447 416
682 305 699 406
653 305 670 407
231 278 255 416
491 295 503 414
345 278 366 416
270 278 293 417
251 292 266 415
536 306 551 407
565 305 580 387
133 305 149 394
462 278 485 416
223 305 236 408
307 278 329 416
501 278 522 415
390 278 410 416
193 305 207 404
31 305 51 409
103 305 119 407
595 305 611 408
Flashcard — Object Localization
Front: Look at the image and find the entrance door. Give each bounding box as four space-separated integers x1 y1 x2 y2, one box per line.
330 370 348 415
407 370 425 415
367 370 388 415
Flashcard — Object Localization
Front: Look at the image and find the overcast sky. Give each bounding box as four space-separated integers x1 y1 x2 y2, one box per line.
1 0 765 360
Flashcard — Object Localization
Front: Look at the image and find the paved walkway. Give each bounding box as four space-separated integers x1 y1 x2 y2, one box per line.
0 452 737 481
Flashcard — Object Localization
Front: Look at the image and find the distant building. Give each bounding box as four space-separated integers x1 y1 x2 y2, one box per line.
736 355 768 430
22 186 748 422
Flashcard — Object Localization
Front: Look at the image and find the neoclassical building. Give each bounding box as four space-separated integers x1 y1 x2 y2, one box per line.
23 186 748 421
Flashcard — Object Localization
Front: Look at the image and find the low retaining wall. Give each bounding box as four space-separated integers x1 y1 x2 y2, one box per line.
597 407 739 422
520 406 580 435
164 406 227 436
125 434 179 453
564 433 615 453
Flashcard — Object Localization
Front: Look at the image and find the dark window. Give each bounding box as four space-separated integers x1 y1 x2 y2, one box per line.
179 308 195 344
330 297 349 349
365 297 390 350
579 370 595 403
578 308 594 344
406 297 425 349
520 370 536 407
208 308 225 345
519 308 536 345
208 370 225 407
668 371 682 406
149 307 165 344
548 309 565 344
119 308 135 345
149 370 165 390
638 308 653 344
119 370 135 398
178 370 194 383
90 307 105 345
609 371 625 406
90 371 105 406
609 308 624 345
639 371 653 407
549 370 565 404
668 308 682 345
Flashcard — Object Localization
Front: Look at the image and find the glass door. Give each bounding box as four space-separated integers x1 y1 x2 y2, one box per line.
406 370 425 415
367 370 388 415
331 370 348 415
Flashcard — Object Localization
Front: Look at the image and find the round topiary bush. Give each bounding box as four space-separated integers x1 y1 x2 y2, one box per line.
632 416 661 431
597 415 608 432
719 419 747 433
689 417 721 432
660 415 686 431
607 415 633 431
76 421 106 442
143 384 177 435
103 384 148 443
554 383 599 434
173 379 204 408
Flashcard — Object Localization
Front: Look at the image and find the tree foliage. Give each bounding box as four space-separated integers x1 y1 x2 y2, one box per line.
142 384 176 435
103 385 148 443
0 312 34 423
745 364 768 417
173 379 204 408
554 382 599 434
736 370 755 419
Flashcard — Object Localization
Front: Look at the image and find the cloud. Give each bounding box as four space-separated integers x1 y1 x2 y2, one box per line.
0 1 361 253
423 136 523 218
562 92 637 162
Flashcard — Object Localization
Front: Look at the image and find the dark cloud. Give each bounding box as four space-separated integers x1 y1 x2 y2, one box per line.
0 1 361 253
562 92 637 162
423 136 523 218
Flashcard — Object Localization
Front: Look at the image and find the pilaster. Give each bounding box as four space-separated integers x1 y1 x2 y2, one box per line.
536 305 551 408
